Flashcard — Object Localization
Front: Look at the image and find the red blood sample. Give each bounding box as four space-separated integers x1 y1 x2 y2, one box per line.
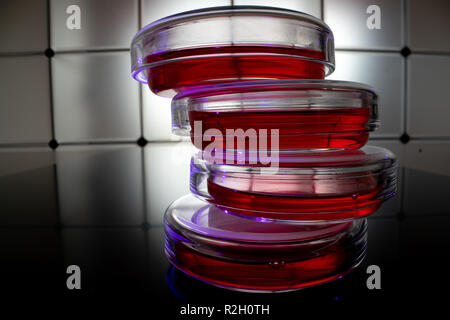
204 168 384 221
189 107 371 150
145 46 326 96
166 222 365 292
164 195 367 291
206 180 382 221
168 243 348 291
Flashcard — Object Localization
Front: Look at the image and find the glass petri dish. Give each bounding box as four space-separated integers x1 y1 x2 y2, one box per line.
131 6 335 97
172 80 378 151
190 146 397 223
165 194 367 293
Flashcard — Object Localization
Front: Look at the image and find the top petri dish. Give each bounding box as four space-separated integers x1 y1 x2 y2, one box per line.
131 6 335 97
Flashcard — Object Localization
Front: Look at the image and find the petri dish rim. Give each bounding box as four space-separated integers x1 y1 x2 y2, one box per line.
164 194 361 244
132 6 331 46
131 6 335 83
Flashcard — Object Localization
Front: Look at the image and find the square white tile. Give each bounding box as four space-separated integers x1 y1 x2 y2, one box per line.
50 0 138 51
328 51 404 137
144 142 192 226
142 89 181 141
139 0 230 141
324 0 403 50
0 56 52 144
141 0 231 26
52 52 140 143
234 0 321 18
407 54 450 137
0 0 48 53
56 145 145 226
407 0 450 52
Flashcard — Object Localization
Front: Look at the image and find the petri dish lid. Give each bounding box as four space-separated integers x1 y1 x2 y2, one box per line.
192 145 396 176
171 79 378 135
165 194 356 244
131 6 335 83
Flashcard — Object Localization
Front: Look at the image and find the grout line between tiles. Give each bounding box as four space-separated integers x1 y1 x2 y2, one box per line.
2 137 450 150
2 137 450 149
57 141 137 146
369 137 403 140
336 49 450 56
0 140 191 149
138 0 142 28
0 142 49 148
402 0 408 136
410 50 450 56
48 60 56 143
53 48 130 55
47 0 56 145
404 137 450 141
320 0 324 21
335 48 399 54
0 51 44 57
403 51 408 136
5 48 448 58
403 0 408 50
138 0 145 138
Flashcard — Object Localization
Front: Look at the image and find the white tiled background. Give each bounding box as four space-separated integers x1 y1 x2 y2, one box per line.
1 0 450 221
1 0 449 145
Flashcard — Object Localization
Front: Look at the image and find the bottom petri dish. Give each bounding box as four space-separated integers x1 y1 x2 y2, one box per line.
164 194 367 293
190 146 397 223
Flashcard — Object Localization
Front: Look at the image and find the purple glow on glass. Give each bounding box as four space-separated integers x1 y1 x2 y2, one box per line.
132 69 148 84
254 216 272 223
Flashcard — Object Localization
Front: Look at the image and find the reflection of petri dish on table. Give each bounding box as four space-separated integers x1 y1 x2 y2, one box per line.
164 194 367 293
131 6 335 96
190 146 397 223
172 80 378 150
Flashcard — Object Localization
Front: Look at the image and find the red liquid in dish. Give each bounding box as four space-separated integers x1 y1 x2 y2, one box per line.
206 176 383 221
164 195 367 291
189 108 371 150
166 229 364 292
145 46 326 96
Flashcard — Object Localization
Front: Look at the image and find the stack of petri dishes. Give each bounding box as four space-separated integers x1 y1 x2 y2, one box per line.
131 6 397 292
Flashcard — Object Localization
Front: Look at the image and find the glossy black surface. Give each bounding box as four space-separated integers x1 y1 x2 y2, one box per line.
1 143 449 314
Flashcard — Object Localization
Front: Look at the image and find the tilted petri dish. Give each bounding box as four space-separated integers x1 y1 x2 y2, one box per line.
131 6 335 97
190 146 397 222
172 80 378 150
164 194 367 293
